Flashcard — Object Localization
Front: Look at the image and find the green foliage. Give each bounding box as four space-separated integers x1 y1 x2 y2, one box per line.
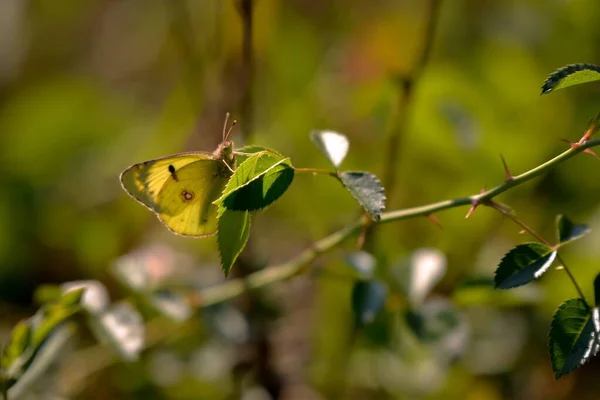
215 151 295 214
549 298 599 379
218 210 251 277
494 243 557 289
541 63 600 94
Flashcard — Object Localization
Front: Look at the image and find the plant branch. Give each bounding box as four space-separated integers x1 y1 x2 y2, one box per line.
198 137 600 305
237 0 254 142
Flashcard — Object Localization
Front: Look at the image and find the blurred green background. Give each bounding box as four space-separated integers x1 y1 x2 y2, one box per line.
2 0 600 399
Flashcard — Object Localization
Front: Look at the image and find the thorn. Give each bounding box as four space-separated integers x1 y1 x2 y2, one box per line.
500 154 513 181
465 188 486 219
465 202 478 219
427 214 443 229
579 114 600 143
560 138 578 149
584 148 600 160
356 224 368 249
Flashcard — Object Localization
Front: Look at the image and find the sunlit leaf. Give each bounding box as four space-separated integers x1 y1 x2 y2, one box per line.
218 210 251 277
550 298 600 379
541 63 600 94
345 251 377 278
62 280 109 314
215 153 294 213
351 280 388 327
494 243 557 289
310 130 349 168
148 290 192 322
340 171 386 221
556 214 590 246
405 248 447 305
92 303 145 361
2 321 32 372
6 326 72 399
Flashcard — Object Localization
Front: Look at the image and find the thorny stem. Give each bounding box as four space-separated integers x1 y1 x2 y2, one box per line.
196 137 600 307
61 137 600 393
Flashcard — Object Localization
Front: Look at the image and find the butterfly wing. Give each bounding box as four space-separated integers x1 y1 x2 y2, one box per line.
120 152 231 237
120 152 215 210
155 159 231 237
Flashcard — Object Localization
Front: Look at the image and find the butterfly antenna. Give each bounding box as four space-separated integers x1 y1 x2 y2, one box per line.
222 112 230 142
224 118 237 142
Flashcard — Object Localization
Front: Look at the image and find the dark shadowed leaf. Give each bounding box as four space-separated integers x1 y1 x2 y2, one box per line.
340 171 386 221
310 130 349 168
404 297 469 360
218 210 251 277
550 298 600 379
594 273 600 307
541 64 600 94
556 214 590 246
351 280 388 327
345 251 376 278
494 243 557 289
216 153 294 213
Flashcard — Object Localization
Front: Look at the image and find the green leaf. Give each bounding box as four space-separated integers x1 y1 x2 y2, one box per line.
339 171 386 221
550 298 600 379
345 251 376 278
216 153 295 213
556 214 590 246
2 321 32 371
541 63 600 94
494 243 557 289
351 280 388 327
235 145 284 164
217 210 251 277
310 130 349 168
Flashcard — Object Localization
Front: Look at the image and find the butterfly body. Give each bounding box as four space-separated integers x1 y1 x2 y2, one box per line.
120 140 235 238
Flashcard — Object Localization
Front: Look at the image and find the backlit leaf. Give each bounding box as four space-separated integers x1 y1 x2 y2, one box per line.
218 210 251 277
217 154 295 213
541 64 600 94
494 243 556 289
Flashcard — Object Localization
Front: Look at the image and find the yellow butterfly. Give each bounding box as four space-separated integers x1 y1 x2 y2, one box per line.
120 115 237 237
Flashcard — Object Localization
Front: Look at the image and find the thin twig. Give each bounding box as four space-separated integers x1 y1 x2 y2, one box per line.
382 0 442 204
490 203 590 305
237 0 254 142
